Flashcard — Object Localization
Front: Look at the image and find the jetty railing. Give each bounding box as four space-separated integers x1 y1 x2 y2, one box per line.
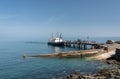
63 40 102 50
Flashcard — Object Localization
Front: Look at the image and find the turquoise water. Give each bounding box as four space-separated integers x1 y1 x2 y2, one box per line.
0 37 119 79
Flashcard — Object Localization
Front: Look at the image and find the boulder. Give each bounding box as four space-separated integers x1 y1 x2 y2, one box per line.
106 40 115 44
115 48 120 61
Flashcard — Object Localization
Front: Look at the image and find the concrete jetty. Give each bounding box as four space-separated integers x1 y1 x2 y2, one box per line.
62 40 103 50
48 39 103 50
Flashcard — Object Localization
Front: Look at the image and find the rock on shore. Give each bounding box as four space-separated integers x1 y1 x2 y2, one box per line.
66 68 120 79
114 48 120 61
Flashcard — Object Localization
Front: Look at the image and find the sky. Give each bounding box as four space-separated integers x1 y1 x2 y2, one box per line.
0 0 120 41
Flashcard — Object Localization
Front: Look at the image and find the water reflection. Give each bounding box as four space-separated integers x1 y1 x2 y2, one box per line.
48 45 65 53
54 46 61 53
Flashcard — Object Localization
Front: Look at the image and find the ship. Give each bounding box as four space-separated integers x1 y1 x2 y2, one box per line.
48 33 64 46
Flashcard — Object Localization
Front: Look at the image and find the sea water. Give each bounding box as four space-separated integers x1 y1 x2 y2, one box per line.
0 37 119 79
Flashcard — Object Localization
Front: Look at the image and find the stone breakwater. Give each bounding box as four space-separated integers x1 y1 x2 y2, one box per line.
30 49 104 58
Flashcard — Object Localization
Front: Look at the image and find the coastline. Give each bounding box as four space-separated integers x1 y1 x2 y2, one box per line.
28 43 120 79
91 49 116 60
29 43 120 59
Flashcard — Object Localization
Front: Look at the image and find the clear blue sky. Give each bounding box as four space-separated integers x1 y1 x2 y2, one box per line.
0 0 120 41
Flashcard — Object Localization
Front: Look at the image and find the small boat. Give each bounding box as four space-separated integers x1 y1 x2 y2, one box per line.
48 33 64 46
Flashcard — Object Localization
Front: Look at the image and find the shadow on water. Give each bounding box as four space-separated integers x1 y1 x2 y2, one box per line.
58 57 93 62
24 41 47 44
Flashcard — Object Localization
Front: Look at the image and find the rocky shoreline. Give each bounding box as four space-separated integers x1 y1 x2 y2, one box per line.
66 48 120 79
67 68 120 79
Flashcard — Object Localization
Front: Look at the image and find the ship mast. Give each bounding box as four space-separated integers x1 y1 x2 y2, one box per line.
52 33 54 39
60 33 62 38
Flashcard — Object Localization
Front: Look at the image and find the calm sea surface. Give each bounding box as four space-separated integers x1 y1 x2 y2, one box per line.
0 37 120 79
